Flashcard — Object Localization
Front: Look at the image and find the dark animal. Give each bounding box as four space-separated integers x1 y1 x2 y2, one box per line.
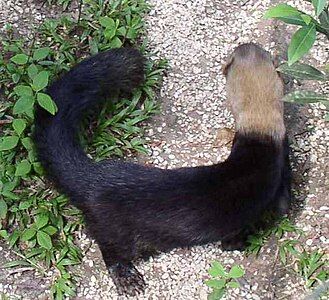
34 44 291 295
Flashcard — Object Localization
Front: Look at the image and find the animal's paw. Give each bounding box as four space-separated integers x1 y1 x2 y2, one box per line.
110 263 146 296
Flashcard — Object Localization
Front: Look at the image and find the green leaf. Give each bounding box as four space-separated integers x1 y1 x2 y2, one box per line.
10 54 29 65
37 93 58 115
283 91 329 104
37 231 52 250
32 71 49 92
228 265 245 279
35 214 49 230
109 36 123 48
13 95 35 115
13 85 33 97
104 27 117 40
277 62 328 81
205 279 226 289
288 24 317 65
207 288 226 300
33 162 44 175
301 14 312 25
0 230 8 238
99 16 115 28
21 137 33 150
43 225 57 235
2 260 31 268
277 15 307 26
312 0 327 16
264 4 301 19
0 199 8 219
27 64 39 80
33 47 50 61
0 136 19 151
1 191 19 201
319 10 329 31
208 261 227 277
15 160 32 176
19 200 32 210
227 281 240 288
12 119 27 136
21 228 37 241
57 258 80 266
12 73 21 83
127 28 137 39
8 230 20 247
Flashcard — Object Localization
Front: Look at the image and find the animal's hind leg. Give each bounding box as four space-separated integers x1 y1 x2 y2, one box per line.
98 242 145 296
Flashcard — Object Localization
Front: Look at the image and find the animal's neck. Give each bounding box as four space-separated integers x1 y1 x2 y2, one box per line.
235 107 285 142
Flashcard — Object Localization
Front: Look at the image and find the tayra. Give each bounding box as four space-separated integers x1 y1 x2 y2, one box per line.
34 44 291 295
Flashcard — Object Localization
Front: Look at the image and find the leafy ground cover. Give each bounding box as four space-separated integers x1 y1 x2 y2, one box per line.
0 0 165 298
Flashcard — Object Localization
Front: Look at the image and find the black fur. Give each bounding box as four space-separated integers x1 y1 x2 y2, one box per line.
34 48 291 295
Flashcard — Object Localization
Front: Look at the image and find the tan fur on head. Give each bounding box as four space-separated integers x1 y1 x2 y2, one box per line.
224 43 285 141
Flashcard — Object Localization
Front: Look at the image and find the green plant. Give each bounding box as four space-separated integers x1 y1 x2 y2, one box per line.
265 0 329 65
0 0 165 298
205 261 245 300
264 0 329 120
244 217 328 291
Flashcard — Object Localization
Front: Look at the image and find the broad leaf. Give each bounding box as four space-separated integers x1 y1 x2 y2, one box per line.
277 15 307 26
15 160 32 176
301 14 312 25
13 95 35 115
109 37 123 48
33 47 50 61
27 64 39 80
32 71 49 92
283 90 329 104
10 54 28 65
228 265 245 278
205 279 226 289
227 281 240 288
288 24 316 65
319 10 329 31
21 137 33 150
35 214 49 230
264 4 301 19
37 93 58 115
99 16 115 28
208 288 226 300
12 119 27 136
0 136 19 151
21 228 37 241
13 85 33 97
208 261 227 277
312 0 327 16
277 62 328 81
37 231 52 250
104 27 117 40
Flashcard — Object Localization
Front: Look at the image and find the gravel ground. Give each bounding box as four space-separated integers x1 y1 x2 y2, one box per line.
0 0 328 299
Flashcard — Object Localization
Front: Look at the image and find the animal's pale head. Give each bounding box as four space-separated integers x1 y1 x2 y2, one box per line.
223 43 285 140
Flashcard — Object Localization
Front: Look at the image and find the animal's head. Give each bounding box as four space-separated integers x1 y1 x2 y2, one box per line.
223 43 285 140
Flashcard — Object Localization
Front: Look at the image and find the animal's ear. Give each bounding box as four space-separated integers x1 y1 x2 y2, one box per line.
222 54 234 76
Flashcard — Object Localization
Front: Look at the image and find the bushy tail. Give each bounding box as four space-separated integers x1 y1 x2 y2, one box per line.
34 48 145 200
